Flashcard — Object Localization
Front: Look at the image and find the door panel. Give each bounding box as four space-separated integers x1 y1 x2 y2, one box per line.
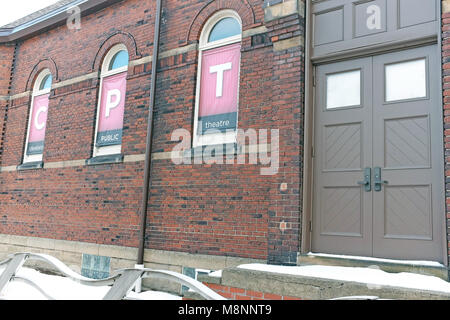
372 45 444 261
312 58 373 256
384 116 431 169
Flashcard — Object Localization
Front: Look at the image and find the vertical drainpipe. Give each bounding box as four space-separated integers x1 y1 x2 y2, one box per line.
135 0 163 292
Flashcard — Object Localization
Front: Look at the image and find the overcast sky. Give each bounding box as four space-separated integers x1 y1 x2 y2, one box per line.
0 0 60 27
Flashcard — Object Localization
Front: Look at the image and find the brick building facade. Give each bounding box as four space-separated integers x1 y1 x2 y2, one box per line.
0 0 449 296
0 0 304 277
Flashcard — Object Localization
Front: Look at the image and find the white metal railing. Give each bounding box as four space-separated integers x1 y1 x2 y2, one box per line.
0 253 226 300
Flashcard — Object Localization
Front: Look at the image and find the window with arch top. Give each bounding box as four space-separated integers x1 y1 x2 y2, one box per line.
23 69 53 164
193 10 242 147
93 44 129 157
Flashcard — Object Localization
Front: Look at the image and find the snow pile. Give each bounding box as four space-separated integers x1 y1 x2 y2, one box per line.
208 270 222 278
0 267 182 300
237 264 450 294
307 253 444 267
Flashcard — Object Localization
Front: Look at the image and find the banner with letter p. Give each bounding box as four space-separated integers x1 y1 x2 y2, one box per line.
96 72 127 147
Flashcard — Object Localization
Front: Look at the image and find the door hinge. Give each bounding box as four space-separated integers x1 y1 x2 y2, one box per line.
309 221 312 232
311 146 315 158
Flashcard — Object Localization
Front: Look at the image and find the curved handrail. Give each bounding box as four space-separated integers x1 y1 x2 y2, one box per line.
16 253 121 286
0 257 12 267
0 253 226 300
10 276 56 300
142 269 226 300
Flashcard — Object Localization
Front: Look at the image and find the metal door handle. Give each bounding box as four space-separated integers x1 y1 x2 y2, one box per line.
374 167 388 192
357 168 371 192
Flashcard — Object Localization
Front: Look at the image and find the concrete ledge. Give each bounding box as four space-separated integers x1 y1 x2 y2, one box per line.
123 154 146 163
0 143 272 172
264 0 302 22
218 267 450 300
10 91 31 101
85 154 124 166
143 248 263 270
44 159 86 169
0 165 16 172
0 234 263 271
444 0 450 14
17 161 44 171
243 26 268 38
198 274 222 285
273 36 303 51
52 72 98 89
0 234 264 295
298 254 449 281
183 291 206 300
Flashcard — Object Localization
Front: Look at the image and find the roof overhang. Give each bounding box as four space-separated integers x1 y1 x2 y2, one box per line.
0 0 123 43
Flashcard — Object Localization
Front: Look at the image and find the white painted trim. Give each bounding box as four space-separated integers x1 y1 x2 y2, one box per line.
23 69 52 164
93 44 129 158
193 10 243 148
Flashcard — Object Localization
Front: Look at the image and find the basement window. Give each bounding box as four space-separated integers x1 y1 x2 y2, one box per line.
81 254 111 280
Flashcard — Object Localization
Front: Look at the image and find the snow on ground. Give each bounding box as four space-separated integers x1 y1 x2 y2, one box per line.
237 264 450 294
208 270 222 278
0 267 182 300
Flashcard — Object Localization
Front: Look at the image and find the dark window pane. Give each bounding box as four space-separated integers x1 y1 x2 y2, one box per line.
208 17 241 43
109 50 129 71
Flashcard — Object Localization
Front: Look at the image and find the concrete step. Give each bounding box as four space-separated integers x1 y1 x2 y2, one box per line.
297 253 449 281
199 267 450 300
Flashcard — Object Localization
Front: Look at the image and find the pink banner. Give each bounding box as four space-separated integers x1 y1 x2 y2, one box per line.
28 94 49 143
199 43 241 117
96 72 127 146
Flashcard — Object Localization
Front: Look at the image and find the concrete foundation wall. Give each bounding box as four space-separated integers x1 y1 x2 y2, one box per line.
0 234 263 294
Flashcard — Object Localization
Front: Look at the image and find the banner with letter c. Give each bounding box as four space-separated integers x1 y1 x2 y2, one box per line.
27 94 49 155
96 72 127 147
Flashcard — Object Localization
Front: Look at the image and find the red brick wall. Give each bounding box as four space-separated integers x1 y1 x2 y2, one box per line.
0 43 15 160
442 6 450 267
203 283 302 300
0 0 305 263
265 13 304 265
0 44 14 95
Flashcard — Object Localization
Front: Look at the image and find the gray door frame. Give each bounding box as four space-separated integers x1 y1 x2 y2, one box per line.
301 0 447 265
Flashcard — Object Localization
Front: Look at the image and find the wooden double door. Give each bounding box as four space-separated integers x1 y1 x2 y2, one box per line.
312 45 444 262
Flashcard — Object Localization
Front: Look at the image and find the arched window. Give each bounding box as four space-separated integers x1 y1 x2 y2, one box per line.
23 69 52 163
193 10 242 147
93 44 129 157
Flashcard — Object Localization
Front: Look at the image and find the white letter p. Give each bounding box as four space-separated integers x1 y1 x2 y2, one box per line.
105 89 121 118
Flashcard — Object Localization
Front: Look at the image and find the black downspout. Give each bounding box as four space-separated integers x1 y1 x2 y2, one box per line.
137 0 163 266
